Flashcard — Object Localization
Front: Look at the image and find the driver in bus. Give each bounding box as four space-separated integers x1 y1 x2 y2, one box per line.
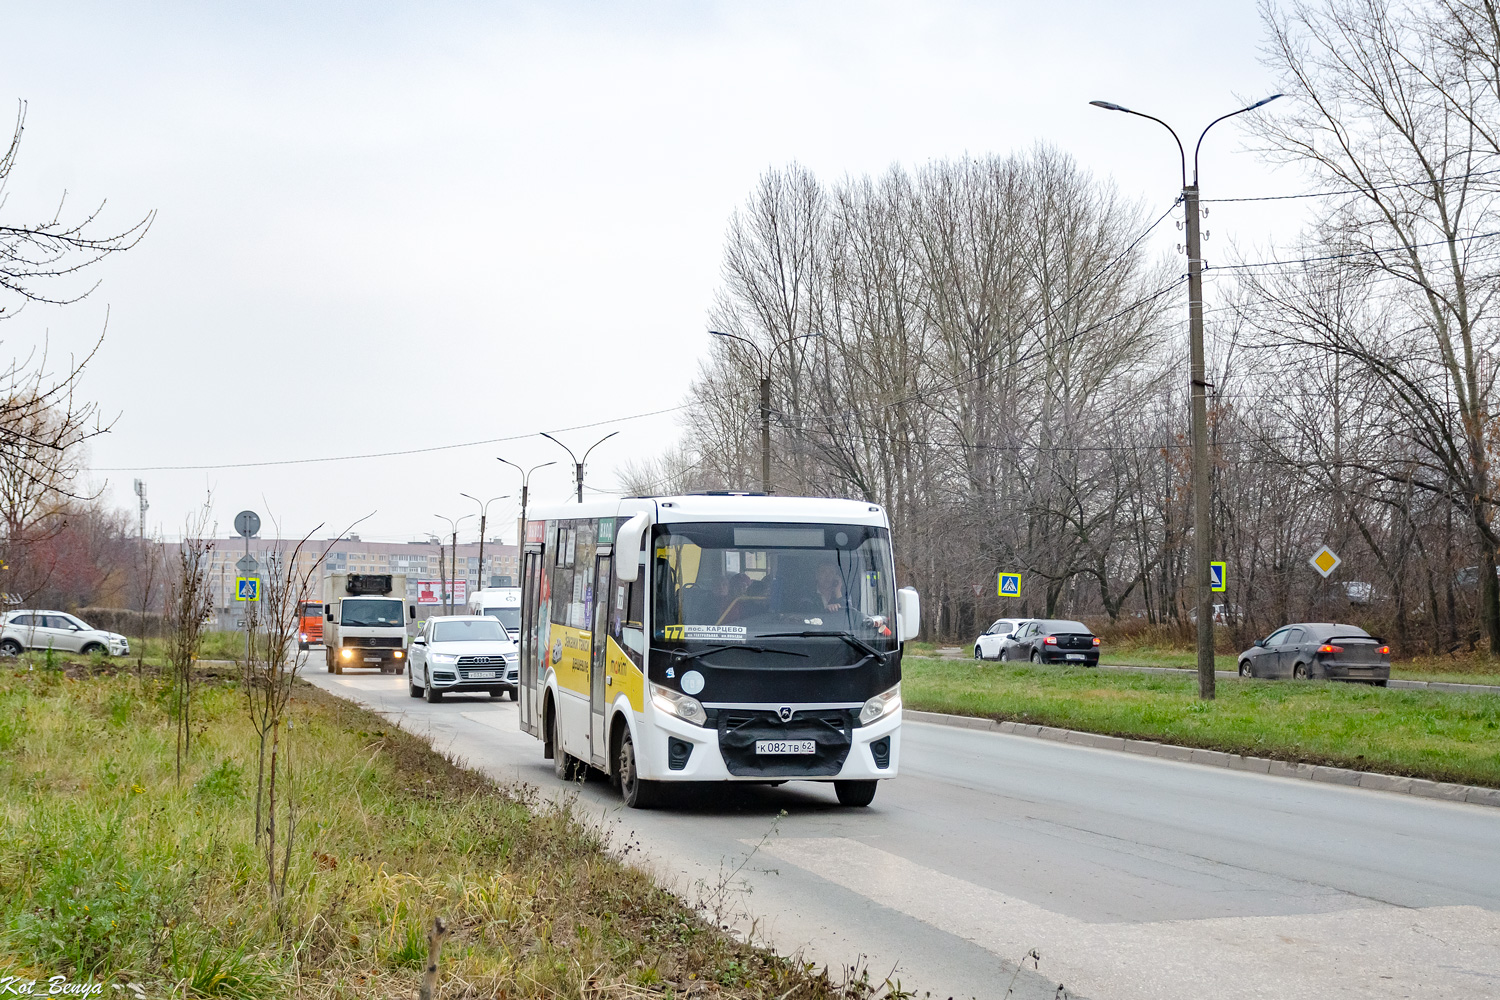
815 563 845 613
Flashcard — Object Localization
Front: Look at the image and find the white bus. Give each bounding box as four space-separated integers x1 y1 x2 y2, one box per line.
517 493 919 808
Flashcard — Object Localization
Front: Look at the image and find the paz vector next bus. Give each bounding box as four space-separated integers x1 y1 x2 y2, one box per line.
517 494 920 808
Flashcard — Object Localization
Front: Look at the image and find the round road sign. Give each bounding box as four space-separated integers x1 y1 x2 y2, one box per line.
234 510 261 538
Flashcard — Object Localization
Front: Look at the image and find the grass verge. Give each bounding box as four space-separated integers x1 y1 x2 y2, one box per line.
0 663 883 999
902 656 1500 788
1093 643 1500 686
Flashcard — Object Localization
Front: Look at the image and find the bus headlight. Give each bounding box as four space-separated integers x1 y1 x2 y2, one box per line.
858 683 901 726
650 682 707 726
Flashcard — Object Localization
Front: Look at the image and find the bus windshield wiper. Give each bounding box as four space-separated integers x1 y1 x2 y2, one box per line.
758 631 889 661
655 644 810 664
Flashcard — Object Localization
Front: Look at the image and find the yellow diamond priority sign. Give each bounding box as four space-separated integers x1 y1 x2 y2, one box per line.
1309 546 1341 578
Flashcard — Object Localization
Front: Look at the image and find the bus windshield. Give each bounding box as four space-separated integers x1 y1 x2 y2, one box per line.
653 522 895 643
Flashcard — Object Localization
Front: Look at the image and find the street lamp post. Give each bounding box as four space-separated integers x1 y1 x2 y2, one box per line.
1089 94 1281 701
497 458 556 560
459 493 510 595
708 329 821 494
540 431 618 503
434 513 472 614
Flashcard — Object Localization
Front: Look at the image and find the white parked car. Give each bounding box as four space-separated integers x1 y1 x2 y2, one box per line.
0 610 130 657
406 614 518 703
974 618 1028 661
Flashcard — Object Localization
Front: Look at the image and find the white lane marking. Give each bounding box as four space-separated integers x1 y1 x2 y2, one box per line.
762 837 1500 1000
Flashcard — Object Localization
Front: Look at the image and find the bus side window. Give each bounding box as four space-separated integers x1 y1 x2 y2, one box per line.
615 576 646 664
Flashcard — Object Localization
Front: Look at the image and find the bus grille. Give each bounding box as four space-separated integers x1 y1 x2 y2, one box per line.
713 708 854 777
344 637 404 649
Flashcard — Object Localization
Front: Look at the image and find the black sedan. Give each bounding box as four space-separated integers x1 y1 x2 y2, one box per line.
1237 622 1390 685
1001 619 1100 666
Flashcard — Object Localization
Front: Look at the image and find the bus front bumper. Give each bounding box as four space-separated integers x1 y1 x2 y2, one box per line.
642 708 901 782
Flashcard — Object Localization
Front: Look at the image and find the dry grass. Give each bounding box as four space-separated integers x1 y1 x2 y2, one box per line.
0 663 897 999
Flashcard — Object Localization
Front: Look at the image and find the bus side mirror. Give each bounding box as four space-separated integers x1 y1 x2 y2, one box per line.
323 604 332 618
896 587 921 643
615 513 651 583
409 605 416 620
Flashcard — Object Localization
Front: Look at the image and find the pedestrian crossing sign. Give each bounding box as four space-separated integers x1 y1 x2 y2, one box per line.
235 577 259 601
1210 561 1226 592
998 572 1022 597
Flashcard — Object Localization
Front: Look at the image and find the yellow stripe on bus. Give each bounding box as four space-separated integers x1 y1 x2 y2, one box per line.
607 635 645 713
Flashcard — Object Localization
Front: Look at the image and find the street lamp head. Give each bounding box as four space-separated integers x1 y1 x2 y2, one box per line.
1245 93 1283 111
1090 100 1131 113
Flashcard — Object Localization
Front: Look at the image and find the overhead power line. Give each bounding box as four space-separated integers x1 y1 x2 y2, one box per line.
1207 229 1500 272
94 404 689 472
1204 165 1500 204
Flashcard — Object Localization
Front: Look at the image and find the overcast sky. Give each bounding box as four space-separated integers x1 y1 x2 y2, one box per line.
0 1 1311 544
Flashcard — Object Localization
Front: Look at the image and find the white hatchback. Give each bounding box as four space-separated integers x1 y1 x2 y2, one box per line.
0 610 131 657
407 615 518 703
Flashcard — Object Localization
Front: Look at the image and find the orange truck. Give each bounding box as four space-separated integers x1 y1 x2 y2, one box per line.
298 601 324 649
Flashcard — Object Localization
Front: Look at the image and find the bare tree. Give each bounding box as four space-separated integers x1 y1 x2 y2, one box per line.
243 522 343 904
1 101 150 606
1256 0 1500 650
165 503 215 781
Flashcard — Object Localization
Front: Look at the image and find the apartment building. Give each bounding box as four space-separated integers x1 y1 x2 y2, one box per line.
189 535 519 613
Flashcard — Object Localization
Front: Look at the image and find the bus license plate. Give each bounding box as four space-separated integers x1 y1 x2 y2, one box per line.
756 740 815 755
468 670 495 679
363 656 382 663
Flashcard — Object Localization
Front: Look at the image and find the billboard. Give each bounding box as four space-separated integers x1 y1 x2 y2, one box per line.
416 580 468 606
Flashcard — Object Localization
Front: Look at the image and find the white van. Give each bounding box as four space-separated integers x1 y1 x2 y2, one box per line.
467 587 522 636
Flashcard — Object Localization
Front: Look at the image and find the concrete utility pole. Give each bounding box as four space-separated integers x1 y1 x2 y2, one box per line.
758 375 772 493
460 493 509 593
708 329 823 494
541 431 618 503
434 514 471 613
1090 94 1281 700
498 459 556 558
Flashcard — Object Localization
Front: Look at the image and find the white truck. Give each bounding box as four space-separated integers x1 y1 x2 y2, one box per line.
323 573 413 674
466 586 522 636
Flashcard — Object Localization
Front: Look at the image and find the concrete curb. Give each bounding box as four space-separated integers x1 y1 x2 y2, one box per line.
903 708 1500 809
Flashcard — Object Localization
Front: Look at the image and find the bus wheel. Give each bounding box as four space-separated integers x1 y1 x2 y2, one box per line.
325 650 334 673
618 730 659 808
835 780 877 807
554 745 583 781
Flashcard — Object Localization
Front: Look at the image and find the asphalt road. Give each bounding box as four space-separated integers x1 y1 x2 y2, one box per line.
303 666 1500 1000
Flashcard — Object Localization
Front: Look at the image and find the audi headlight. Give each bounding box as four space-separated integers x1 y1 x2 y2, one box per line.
858 683 901 726
428 652 458 665
650 682 707 726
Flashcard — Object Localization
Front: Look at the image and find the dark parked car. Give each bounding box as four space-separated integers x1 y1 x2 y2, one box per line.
1001 619 1099 666
1237 623 1390 685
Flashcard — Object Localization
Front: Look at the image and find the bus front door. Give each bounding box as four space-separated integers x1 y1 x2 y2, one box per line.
589 551 613 769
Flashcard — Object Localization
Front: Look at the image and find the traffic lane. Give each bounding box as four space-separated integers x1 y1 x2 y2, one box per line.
302 672 1500 918
303 672 1500 1000
303 671 1067 1000
901 722 1500 918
